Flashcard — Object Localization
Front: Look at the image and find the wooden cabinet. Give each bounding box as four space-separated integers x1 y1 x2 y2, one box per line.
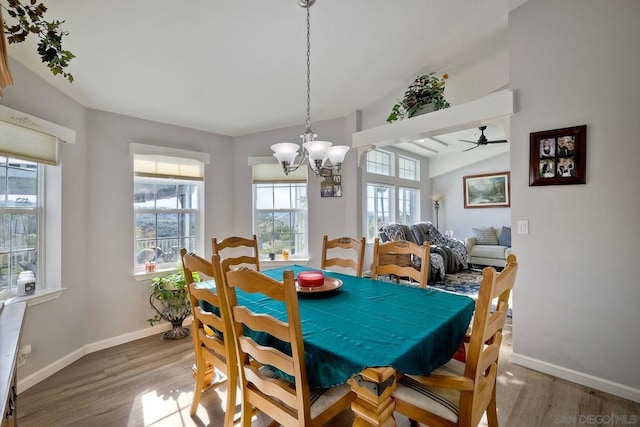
1 302 26 427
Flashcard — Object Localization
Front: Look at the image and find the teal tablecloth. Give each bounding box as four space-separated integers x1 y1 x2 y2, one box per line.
221 265 475 388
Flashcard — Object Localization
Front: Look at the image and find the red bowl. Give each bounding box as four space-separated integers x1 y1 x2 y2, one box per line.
297 271 325 288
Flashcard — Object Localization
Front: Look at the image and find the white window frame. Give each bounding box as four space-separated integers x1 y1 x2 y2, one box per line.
131 143 209 278
398 186 420 225
0 159 43 299
0 105 72 306
364 149 423 242
366 149 394 177
398 155 419 181
253 182 308 260
366 182 394 241
133 176 203 275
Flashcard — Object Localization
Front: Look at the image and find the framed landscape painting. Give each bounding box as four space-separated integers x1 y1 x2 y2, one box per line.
463 172 510 208
529 124 586 186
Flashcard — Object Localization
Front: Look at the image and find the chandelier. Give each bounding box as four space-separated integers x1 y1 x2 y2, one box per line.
271 0 350 176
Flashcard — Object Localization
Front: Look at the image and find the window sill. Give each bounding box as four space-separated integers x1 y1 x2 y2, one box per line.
4 288 66 307
132 260 311 280
133 266 181 281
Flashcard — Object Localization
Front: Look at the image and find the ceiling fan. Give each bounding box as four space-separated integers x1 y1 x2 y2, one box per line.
460 126 509 152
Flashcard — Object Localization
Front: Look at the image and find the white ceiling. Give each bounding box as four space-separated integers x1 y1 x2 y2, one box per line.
396 124 509 157
6 0 510 138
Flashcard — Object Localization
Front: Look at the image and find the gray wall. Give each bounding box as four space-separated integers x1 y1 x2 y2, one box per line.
1 60 89 378
1 60 235 379
431 152 511 238
231 114 361 269
84 109 233 340
509 0 640 393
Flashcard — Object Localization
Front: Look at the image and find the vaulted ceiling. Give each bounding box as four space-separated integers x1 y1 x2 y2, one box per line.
6 0 510 137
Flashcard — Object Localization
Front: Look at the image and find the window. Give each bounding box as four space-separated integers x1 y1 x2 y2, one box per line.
251 159 308 260
254 183 308 259
366 183 392 241
364 149 422 241
366 150 393 176
398 187 419 225
398 155 419 181
134 177 200 272
131 143 209 274
0 158 41 297
0 105 73 303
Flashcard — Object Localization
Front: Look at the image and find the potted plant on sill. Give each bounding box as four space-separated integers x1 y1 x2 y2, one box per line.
386 72 450 123
147 270 196 340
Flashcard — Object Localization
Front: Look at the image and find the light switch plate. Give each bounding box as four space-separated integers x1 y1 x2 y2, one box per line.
517 220 529 234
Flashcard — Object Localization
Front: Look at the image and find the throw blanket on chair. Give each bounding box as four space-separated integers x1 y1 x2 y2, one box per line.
378 224 446 281
419 222 469 270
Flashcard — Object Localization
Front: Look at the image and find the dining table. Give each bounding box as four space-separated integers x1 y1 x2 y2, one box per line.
206 265 475 426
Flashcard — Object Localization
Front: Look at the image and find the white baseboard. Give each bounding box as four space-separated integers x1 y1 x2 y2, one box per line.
84 323 171 354
511 352 640 403
17 323 172 394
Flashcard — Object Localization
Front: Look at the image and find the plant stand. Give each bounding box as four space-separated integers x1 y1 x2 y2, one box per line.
149 293 191 340
164 319 190 340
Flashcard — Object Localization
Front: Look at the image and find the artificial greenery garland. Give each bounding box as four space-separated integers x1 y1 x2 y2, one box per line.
2 0 74 82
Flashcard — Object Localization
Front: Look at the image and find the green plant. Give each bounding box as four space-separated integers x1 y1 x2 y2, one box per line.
148 270 198 339
2 0 74 82
386 72 450 123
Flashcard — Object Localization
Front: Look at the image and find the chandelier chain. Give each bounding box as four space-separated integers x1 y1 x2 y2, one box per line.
305 4 312 134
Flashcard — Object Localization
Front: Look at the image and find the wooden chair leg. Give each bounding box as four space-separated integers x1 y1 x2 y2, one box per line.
224 379 238 427
487 384 499 427
190 358 206 415
241 401 253 427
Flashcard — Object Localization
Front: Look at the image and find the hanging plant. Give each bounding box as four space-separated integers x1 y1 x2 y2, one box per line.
2 0 74 82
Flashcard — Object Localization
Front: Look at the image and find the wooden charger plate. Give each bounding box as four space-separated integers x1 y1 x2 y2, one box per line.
295 277 343 296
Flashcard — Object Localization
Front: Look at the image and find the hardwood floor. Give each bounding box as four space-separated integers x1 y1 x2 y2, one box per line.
17 321 640 426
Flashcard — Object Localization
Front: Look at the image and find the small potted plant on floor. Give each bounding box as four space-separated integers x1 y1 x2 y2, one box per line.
147 271 196 340
386 72 450 123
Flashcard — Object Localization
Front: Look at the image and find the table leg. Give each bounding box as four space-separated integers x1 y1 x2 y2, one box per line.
348 367 397 427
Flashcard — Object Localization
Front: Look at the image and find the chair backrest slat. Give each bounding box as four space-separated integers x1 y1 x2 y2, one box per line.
212 235 260 271
372 238 430 288
321 235 366 277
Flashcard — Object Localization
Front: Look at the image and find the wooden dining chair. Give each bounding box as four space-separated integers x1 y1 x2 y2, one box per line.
320 235 366 277
212 235 260 271
181 249 238 426
391 254 519 427
220 263 355 427
371 237 430 288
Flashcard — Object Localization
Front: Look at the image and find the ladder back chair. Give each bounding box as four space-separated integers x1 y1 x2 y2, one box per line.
391 254 519 427
212 235 260 271
320 235 366 277
181 249 238 426
371 238 430 288
220 263 355 427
